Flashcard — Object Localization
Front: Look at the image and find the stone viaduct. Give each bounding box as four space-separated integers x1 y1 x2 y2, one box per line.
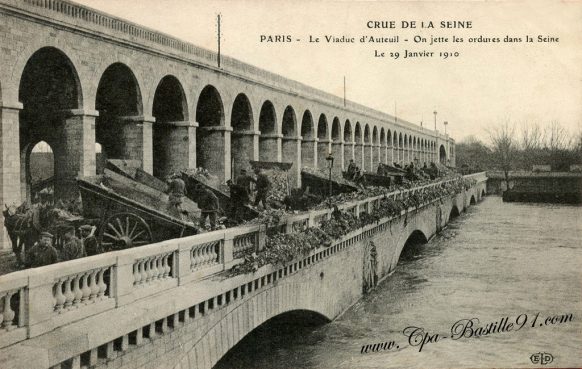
0 172 487 369
0 0 455 248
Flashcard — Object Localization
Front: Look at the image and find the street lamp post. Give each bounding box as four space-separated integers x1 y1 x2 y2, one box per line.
326 152 334 197
444 121 448 135
433 111 437 131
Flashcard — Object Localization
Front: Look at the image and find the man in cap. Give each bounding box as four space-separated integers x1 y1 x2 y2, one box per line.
253 168 271 210
80 225 101 256
25 231 59 268
195 185 220 230
166 174 187 220
347 159 357 177
236 169 255 205
60 225 86 261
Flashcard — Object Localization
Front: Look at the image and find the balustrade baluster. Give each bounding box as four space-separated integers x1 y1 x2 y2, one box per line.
54 278 67 311
73 274 83 307
139 259 147 284
151 257 159 281
89 270 100 302
164 254 172 277
145 258 152 282
133 262 141 285
0 293 5 328
2 291 15 330
97 268 107 299
63 277 75 309
81 272 91 302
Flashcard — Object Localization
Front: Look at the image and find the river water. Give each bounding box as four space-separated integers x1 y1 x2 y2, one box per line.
216 196 582 369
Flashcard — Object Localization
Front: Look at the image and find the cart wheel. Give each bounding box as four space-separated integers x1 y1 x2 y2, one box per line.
99 212 153 251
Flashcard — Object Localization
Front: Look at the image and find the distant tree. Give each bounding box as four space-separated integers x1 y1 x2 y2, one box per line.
487 121 517 182
455 136 492 172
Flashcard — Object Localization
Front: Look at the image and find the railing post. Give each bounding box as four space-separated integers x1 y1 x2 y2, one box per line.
115 254 135 307
27 271 56 337
223 230 235 269
177 240 192 285
257 224 267 251
355 203 361 218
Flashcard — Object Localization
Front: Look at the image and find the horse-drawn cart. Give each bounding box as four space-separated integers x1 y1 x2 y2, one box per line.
77 169 201 252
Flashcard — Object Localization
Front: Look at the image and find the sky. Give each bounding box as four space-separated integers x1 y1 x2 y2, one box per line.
73 0 582 143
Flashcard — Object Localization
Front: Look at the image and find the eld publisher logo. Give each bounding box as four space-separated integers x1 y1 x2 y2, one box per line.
530 352 554 365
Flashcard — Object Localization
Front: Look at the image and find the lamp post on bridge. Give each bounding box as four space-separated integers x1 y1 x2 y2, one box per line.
444 121 448 135
433 110 437 132
326 152 334 197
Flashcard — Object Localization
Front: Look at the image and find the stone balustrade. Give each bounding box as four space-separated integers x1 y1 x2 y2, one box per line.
0 174 485 350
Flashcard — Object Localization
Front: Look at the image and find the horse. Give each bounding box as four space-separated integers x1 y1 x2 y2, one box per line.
3 203 37 264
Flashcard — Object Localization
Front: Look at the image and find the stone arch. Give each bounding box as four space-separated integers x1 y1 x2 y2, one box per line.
354 122 363 168
215 309 330 368
380 128 386 164
152 75 189 178
19 47 84 202
372 126 379 170
481 189 486 198
258 100 278 161
331 117 341 141
281 105 298 165
439 144 447 164
173 282 333 369
449 205 460 221
300 110 315 168
363 124 371 171
196 85 226 177
470 195 476 205
398 133 403 164
397 230 429 265
387 129 393 164
231 93 255 177
316 114 329 169
330 117 342 171
96 62 144 169
343 120 353 165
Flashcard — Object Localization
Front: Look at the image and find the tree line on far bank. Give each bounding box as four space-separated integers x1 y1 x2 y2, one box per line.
456 121 582 175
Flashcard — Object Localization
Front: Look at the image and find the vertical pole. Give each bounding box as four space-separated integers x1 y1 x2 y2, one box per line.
217 14 221 68
343 76 346 107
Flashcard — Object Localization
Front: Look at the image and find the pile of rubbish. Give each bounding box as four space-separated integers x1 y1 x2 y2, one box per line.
230 175 476 276
183 167 230 194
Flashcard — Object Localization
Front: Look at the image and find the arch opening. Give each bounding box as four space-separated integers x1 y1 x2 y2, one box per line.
354 122 363 168
19 47 83 202
96 63 143 170
300 110 315 168
439 144 447 165
470 195 476 205
231 93 254 178
398 230 429 264
258 100 277 162
26 141 54 203
343 120 353 166
316 114 329 170
449 205 460 221
281 106 297 165
196 85 225 176
214 310 330 369
152 75 188 178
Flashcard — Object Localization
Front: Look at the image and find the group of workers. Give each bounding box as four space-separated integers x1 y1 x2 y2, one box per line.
227 168 271 221
23 224 99 268
165 167 272 229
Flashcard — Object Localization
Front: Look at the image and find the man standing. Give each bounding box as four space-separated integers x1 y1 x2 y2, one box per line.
236 169 255 204
253 168 271 210
61 225 86 261
25 231 59 268
347 159 357 177
80 225 101 256
196 185 220 230
166 174 187 220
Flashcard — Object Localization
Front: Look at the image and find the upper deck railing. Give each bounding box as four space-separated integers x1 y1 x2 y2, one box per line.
1 0 451 140
0 173 484 349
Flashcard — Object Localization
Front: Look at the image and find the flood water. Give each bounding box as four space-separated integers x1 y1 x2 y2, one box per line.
215 196 582 369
